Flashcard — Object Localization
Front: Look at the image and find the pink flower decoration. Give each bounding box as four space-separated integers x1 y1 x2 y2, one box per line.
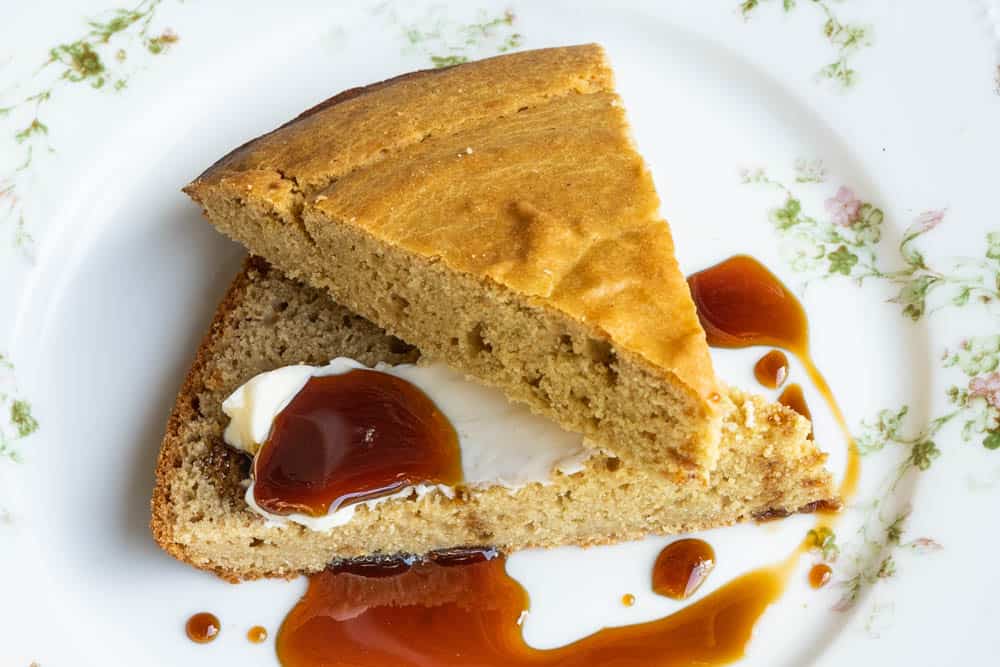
969 371 1000 409
0 184 18 206
914 209 945 233
908 537 944 553
825 186 862 227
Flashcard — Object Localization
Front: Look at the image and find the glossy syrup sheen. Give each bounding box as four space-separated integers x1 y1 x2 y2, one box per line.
687 255 859 500
253 369 462 517
247 625 268 643
185 612 220 644
652 538 716 600
686 255 808 353
809 564 833 589
276 553 786 667
778 383 813 440
753 350 789 390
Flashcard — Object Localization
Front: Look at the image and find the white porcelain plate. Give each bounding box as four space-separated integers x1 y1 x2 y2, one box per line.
2 1 999 664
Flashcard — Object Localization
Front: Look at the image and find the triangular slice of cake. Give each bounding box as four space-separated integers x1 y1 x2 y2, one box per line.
151 259 836 581
184 44 724 472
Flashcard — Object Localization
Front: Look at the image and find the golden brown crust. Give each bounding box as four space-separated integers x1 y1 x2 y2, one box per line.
187 46 614 191
184 44 724 470
191 68 441 188
150 258 263 575
151 259 837 582
305 90 714 397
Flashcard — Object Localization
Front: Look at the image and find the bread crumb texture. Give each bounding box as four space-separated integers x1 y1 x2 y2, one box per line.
151 259 837 581
184 45 725 472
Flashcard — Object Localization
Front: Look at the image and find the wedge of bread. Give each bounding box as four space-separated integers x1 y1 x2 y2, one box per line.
183 44 725 473
151 258 836 582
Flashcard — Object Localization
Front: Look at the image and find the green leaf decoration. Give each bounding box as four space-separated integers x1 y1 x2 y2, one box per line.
430 55 468 68
985 431 1000 450
739 0 871 89
740 0 760 17
10 400 38 438
769 197 803 230
893 275 937 321
987 231 1000 261
806 526 839 561
0 358 39 462
827 245 858 275
909 440 941 471
1 0 177 258
401 9 521 70
857 406 909 455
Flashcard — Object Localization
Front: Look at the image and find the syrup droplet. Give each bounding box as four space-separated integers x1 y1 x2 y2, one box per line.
808 564 832 589
621 593 636 607
247 625 268 643
253 369 462 516
276 552 787 667
753 350 789 390
686 255 808 354
185 612 220 644
687 255 858 501
778 383 814 440
652 538 716 600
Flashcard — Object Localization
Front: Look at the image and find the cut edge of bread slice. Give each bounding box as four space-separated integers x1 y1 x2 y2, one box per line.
183 44 725 474
151 258 838 582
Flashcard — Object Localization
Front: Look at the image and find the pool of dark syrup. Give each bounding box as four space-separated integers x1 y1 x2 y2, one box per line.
253 369 463 517
276 550 787 667
687 254 858 499
652 538 716 600
687 255 853 592
252 254 852 665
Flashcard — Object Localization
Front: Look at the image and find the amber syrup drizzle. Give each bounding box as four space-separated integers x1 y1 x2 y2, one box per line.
687 255 858 500
277 550 791 667
253 369 462 517
652 539 716 600
754 349 789 390
185 612 220 644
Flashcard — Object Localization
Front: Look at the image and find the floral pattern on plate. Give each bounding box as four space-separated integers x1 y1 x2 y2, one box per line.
738 0 872 88
1 2 999 665
0 354 38 463
0 0 179 260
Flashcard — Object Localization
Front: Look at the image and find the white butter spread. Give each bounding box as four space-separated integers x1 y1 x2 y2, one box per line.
222 357 590 531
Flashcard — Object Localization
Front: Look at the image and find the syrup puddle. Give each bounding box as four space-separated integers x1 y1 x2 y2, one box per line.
192 253 854 665
688 254 851 602
687 254 859 500
276 550 794 667
270 254 847 666
253 369 462 517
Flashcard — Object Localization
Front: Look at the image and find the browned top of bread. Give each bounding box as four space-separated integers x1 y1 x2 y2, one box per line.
184 45 720 437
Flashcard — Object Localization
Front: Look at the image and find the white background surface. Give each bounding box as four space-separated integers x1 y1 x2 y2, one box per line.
1 1 999 664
